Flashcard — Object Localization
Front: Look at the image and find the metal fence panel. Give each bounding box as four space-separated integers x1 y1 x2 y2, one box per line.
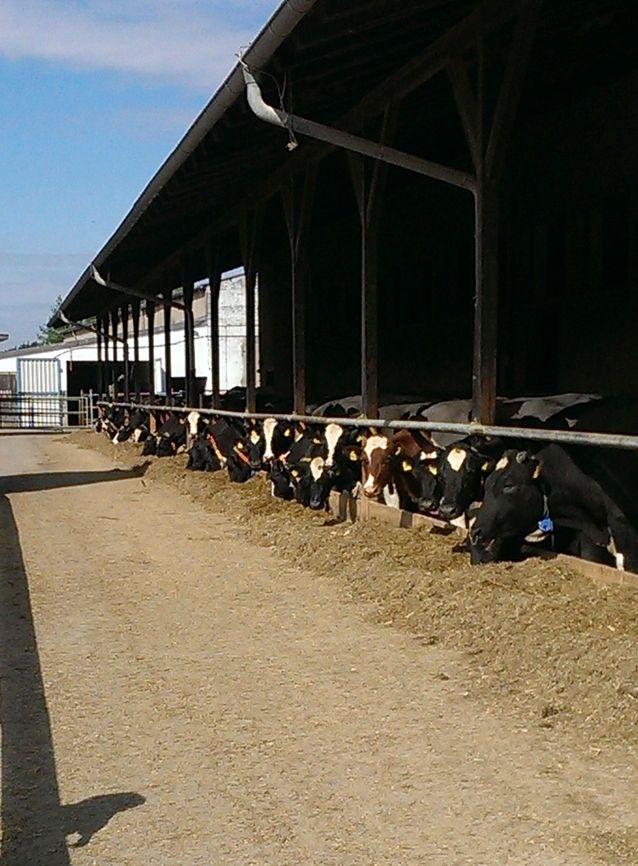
16 358 62 427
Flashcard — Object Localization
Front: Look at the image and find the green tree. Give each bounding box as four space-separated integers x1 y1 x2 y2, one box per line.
37 295 65 345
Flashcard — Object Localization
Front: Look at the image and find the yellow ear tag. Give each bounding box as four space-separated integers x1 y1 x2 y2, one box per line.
482 461 491 472
402 460 412 472
349 450 358 461
284 428 291 436
532 464 541 479
428 465 438 475
291 469 299 478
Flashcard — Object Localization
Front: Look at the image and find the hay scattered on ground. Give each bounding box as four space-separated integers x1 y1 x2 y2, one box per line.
69 429 638 748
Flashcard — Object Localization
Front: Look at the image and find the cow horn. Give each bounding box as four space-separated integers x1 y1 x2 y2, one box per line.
515 451 529 464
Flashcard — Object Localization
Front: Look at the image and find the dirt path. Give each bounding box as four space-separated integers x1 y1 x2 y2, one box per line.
1 433 637 866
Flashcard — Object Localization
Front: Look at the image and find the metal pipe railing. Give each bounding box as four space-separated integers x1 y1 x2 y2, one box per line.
99 400 638 452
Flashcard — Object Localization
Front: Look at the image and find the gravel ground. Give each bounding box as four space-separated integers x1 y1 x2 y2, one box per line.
1 431 637 866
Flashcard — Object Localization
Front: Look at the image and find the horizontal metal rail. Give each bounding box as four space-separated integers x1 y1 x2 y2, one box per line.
99 401 638 452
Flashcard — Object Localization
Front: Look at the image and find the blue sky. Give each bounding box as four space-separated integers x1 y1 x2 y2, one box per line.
0 0 279 347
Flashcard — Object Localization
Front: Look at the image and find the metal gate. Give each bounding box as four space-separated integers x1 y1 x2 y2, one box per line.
15 358 63 427
0 359 95 429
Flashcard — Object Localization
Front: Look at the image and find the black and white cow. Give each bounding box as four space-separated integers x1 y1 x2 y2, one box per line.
142 413 186 457
205 417 253 482
112 408 151 444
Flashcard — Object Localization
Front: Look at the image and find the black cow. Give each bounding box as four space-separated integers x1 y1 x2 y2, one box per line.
431 436 505 522
269 459 296 501
142 413 186 457
205 418 253 482
469 445 638 570
113 408 150 444
261 418 296 465
187 437 222 472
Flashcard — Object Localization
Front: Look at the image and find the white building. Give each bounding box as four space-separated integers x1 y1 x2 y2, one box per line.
0 274 258 398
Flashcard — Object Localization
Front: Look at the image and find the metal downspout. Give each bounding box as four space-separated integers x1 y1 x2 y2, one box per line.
240 63 475 192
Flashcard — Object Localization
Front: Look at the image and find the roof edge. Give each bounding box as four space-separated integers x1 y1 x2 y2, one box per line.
52 0 319 326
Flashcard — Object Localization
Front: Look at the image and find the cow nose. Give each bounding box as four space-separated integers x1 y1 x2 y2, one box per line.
439 503 458 519
418 498 434 512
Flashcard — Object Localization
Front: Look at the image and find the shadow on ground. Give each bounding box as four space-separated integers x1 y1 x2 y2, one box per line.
0 478 145 865
0 464 148 495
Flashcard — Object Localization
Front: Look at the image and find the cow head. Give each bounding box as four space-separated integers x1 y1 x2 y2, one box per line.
262 418 295 463
437 442 495 521
392 448 443 513
470 450 544 563
289 457 332 510
246 422 265 469
361 433 392 498
269 459 295 500
187 438 221 472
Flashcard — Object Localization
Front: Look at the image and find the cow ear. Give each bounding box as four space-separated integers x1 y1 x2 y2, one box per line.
532 463 541 479
515 451 529 464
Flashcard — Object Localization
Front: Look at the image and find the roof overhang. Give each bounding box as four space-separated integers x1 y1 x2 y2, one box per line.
51 0 637 327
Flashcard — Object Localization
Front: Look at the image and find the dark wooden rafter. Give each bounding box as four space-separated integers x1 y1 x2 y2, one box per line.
109 309 119 395
238 206 263 413
147 299 156 400
181 256 196 406
447 55 479 169
102 315 110 395
281 163 317 413
131 299 141 401
162 280 173 404
96 316 104 397
130 1 521 298
205 241 223 408
456 0 539 423
121 303 130 403
348 104 399 419
484 0 541 182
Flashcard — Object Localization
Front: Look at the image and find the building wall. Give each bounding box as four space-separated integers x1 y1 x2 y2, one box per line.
0 274 256 396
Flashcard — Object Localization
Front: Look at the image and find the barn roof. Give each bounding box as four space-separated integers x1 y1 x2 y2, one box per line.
51 0 637 325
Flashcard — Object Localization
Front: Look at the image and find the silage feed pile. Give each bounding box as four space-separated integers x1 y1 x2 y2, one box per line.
69 429 638 748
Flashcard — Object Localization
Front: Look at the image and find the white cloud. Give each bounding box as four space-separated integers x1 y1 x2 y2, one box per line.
0 0 276 90
0 252 89 345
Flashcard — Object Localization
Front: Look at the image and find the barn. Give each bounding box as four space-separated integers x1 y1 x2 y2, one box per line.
51 0 637 427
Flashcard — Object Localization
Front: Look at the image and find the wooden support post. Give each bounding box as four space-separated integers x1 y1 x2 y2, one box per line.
448 4 538 423
110 309 119 398
239 208 262 413
348 108 397 419
96 317 104 397
182 261 196 407
102 315 110 397
163 283 173 404
121 304 130 403
147 301 156 401
205 243 222 409
282 166 317 414
131 299 141 402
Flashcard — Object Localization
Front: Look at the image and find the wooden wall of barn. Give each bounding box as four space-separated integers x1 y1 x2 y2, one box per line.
257 69 638 411
502 70 638 398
